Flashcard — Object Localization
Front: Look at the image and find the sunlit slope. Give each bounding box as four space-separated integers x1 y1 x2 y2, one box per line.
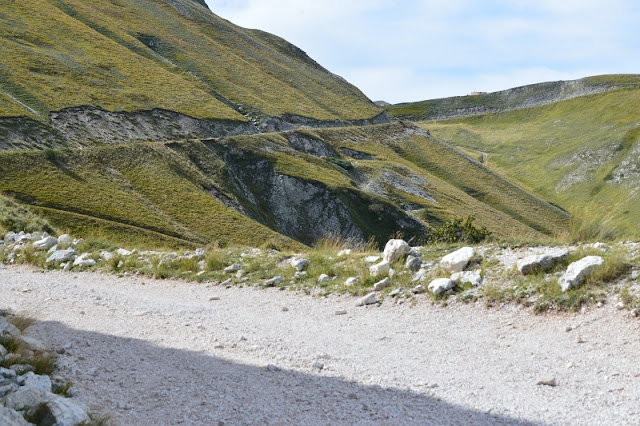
0 0 379 122
420 85 640 238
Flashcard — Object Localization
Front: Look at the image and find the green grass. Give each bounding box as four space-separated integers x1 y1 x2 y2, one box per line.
413 84 640 240
0 0 379 123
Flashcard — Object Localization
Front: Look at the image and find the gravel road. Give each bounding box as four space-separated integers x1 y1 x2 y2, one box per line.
1 265 640 425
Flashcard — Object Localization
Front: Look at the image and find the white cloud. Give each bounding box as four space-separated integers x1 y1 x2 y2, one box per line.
207 0 640 102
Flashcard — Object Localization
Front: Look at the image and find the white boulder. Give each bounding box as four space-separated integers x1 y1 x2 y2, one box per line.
264 276 283 287
46 248 76 265
373 277 391 291
383 239 411 263
405 255 422 271
290 258 309 271
428 278 457 295
73 253 96 268
33 236 58 251
451 270 483 287
57 234 73 248
441 247 475 273
559 256 604 292
356 293 378 306
317 274 331 283
345 277 358 286
517 248 569 275
369 260 390 277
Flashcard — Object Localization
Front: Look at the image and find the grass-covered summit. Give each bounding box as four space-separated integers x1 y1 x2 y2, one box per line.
0 0 380 123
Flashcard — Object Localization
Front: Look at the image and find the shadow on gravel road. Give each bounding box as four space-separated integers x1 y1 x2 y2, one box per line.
34 320 544 425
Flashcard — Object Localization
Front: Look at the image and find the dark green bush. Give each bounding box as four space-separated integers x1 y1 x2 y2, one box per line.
431 216 491 244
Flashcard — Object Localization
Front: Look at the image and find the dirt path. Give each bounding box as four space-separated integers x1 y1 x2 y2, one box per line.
1 265 639 425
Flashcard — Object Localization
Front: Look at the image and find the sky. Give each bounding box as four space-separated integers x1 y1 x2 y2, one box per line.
206 1 640 104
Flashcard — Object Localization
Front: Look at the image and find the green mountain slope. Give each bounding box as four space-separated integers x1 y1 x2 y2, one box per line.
0 0 380 123
0 122 569 248
414 79 640 239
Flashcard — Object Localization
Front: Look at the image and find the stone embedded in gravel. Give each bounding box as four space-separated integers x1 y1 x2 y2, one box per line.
317 274 331 283
264 276 283 287
517 248 569 275
209 297 220 301
441 247 475 273
536 376 557 387
312 361 324 370
405 255 422 271
373 277 391 291
383 239 411 263
412 285 425 294
224 263 242 273
266 365 281 372
428 278 456 295
389 288 404 297
337 249 352 257
369 260 390 277
335 310 347 315
451 270 483 287
290 258 309 271
559 256 604 291
46 248 76 265
345 277 358 286
356 293 378 306
0 406 30 426
33 236 58 251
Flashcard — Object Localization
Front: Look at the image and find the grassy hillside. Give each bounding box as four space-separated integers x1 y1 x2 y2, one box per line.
418 84 640 239
0 123 570 248
386 75 640 121
0 0 380 123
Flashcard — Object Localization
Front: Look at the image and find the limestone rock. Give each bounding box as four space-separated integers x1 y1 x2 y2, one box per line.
39 397 90 426
559 256 604 292
451 270 483 287
412 268 428 283
373 277 391 291
405 255 422 271
517 248 569 275
536 376 557 387
428 278 457 295
33 236 58 251
441 247 475 273
317 274 331 283
383 239 411 263
116 248 133 257
0 406 30 426
369 260 390 277
224 263 242 273
0 318 20 337
337 249 352 257
73 253 96 268
2 386 55 411
356 293 378 306
364 255 381 263
17 372 51 393
46 248 76 265
264 276 283 287
290 258 309 271
412 285 425 294
345 277 358 286
57 234 73 248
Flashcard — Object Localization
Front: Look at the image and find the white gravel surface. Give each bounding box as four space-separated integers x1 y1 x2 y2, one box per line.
2 265 640 425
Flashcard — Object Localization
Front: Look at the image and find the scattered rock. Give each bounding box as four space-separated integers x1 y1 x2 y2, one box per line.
412 285 425 294
356 293 378 306
450 270 483 287
209 297 220 301
46 248 76 265
364 255 381 263
373 277 391 291
57 234 73 248
383 239 411 263
32 236 58 251
369 260 390 277
266 365 281 372
517 248 569 275
441 247 475 273
73 253 97 268
536 376 557 387
40 397 90 425
293 271 307 280
345 277 358 286
337 249 352 257
224 263 242 273
312 361 324 371
290 258 309 271
559 256 604 291
428 278 456 295
412 268 428 283
317 274 331 283
405 255 422 272
389 288 404 297
335 310 347 316
264 276 283 287
281 307 289 312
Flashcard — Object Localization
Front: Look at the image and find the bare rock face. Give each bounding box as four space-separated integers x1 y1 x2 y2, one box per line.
560 256 604 292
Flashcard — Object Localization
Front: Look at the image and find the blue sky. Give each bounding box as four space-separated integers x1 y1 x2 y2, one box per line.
207 0 640 103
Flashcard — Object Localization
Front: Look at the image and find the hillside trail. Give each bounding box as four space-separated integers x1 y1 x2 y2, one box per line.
1 265 640 425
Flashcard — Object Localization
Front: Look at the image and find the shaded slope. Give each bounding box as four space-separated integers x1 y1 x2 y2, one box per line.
420 84 640 238
0 0 380 124
386 75 640 121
